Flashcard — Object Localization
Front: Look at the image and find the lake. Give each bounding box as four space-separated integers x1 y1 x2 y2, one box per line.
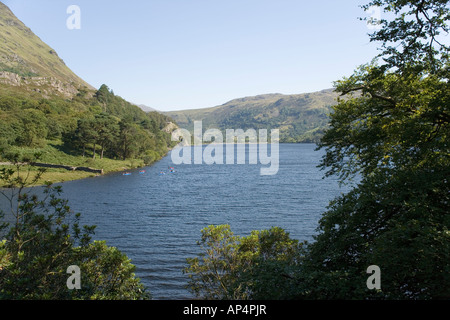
1 144 349 299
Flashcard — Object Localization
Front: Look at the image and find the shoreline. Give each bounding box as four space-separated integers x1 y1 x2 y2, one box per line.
1 142 318 187
0 159 157 188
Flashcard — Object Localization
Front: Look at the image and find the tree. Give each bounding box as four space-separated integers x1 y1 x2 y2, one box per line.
0 160 150 300
15 109 48 147
117 120 143 160
62 117 97 158
95 84 111 107
300 0 450 299
184 225 241 300
71 241 149 300
184 225 302 300
361 0 449 73
237 227 304 300
94 114 119 159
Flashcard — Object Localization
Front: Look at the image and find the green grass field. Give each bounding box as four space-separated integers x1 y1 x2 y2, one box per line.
1 140 148 187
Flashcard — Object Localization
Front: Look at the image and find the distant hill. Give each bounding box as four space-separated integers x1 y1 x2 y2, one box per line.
135 104 157 113
166 89 338 143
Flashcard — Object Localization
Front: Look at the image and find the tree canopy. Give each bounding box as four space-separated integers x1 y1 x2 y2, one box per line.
0 83 176 167
306 0 450 299
0 163 150 300
185 0 450 300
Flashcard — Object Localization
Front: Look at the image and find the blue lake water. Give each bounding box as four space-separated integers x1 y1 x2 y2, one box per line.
1 144 349 299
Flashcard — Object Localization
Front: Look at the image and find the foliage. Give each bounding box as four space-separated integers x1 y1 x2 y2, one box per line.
70 241 150 300
361 0 450 72
184 0 450 300
294 164 450 299
237 227 305 300
305 0 450 299
0 83 176 169
184 225 242 300
184 225 303 300
61 85 175 161
0 161 150 300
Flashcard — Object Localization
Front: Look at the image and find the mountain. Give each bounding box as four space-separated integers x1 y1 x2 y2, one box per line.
0 2 176 180
0 2 94 98
135 104 158 113
166 89 338 143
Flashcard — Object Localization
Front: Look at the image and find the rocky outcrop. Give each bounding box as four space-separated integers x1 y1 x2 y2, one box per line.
0 71 80 97
0 71 21 85
162 122 179 133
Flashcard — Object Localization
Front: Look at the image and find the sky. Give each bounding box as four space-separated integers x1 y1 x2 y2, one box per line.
3 0 382 111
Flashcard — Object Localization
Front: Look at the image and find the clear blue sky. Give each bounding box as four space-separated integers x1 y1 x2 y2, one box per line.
4 0 381 111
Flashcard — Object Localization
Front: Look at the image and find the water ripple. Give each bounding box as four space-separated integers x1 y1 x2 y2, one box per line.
40 144 348 299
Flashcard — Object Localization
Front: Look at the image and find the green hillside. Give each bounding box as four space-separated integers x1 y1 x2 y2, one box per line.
0 2 93 94
0 2 176 185
166 89 338 143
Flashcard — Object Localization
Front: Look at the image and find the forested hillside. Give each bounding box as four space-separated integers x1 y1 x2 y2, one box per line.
0 83 176 178
166 89 338 143
0 2 176 183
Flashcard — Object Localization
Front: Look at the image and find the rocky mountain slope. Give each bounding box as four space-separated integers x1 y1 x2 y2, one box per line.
0 2 94 98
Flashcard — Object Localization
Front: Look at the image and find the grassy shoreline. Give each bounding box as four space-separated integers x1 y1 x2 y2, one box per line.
0 161 147 187
0 166 99 187
0 140 165 187
2 142 314 187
